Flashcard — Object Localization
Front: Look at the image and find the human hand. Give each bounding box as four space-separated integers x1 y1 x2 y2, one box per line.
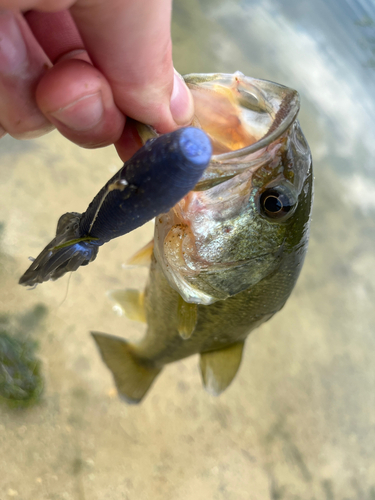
0 0 194 161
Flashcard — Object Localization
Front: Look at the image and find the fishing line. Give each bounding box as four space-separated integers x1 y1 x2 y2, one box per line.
57 272 73 308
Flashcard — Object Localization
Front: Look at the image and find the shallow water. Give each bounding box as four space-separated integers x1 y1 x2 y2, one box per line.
1 1 375 499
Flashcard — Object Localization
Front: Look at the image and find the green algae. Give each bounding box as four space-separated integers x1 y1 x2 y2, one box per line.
0 305 47 408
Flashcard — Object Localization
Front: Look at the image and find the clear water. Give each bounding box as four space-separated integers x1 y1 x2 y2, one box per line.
1 1 375 498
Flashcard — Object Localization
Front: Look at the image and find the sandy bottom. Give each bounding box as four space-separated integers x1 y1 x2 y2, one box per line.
0 124 374 500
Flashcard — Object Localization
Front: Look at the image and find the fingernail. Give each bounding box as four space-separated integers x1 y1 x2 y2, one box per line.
49 92 104 131
170 70 194 126
0 12 27 75
56 49 91 64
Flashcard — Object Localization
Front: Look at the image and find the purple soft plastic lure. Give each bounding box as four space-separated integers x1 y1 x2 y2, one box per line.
19 127 212 287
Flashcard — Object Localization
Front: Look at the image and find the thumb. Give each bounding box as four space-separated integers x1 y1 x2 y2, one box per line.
70 0 194 133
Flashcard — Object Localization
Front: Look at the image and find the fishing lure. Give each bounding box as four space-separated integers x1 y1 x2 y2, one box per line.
19 127 212 286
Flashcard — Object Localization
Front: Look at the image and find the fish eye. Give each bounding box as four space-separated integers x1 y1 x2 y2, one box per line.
259 186 297 220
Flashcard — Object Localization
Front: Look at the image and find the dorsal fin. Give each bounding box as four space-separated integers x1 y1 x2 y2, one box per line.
200 342 244 395
126 239 154 267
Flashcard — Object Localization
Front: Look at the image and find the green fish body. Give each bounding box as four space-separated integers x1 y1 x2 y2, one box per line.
93 73 313 403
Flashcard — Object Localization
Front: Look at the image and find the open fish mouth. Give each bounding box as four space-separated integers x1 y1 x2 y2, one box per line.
138 71 300 190
185 72 299 156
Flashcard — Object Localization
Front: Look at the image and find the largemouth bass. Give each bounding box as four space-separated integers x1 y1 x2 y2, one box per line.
92 72 313 403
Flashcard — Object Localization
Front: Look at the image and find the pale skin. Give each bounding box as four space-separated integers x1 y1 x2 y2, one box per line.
0 0 194 161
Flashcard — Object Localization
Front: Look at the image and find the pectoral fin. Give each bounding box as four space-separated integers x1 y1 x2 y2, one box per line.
200 342 244 396
177 295 198 339
92 332 161 404
108 289 146 323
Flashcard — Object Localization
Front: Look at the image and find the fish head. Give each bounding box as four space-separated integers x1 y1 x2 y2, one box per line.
147 73 313 305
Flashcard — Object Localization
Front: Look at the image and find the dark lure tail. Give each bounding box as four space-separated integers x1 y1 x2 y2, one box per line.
91 332 161 404
19 127 212 287
18 213 99 286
